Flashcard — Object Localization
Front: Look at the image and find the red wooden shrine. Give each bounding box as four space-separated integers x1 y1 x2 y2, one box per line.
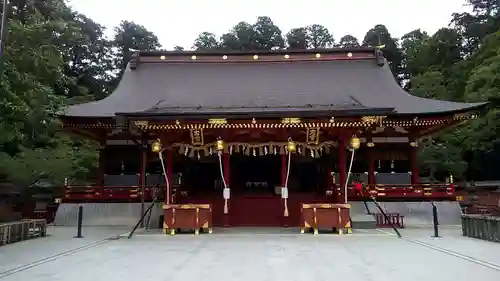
58 48 486 227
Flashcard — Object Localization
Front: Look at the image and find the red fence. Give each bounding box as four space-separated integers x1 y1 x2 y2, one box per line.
374 213 405 228
60 183 456 203
61 185 158 202
346 183 456 201
461 191 500 216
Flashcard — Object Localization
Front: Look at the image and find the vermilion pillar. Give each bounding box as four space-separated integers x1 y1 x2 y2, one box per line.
338 136 347 203
165 148 173 204
410 142 419 185
223 153 231 227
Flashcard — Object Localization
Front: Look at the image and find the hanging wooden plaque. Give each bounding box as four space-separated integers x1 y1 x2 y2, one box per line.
306 128 320 145
190 129 204 146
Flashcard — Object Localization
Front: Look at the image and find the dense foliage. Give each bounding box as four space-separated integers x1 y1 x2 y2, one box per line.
0 0 498 193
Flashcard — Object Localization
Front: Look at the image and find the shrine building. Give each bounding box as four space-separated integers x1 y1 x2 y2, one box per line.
58 48 486 230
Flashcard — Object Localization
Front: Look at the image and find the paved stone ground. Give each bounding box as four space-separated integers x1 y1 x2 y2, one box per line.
1 226 500 281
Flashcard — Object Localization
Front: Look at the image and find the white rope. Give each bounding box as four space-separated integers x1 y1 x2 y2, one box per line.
217 151 229 214
344 149 356 204
158 149 170 204
217 151 228 188
284 151 292 189
283 151 292 217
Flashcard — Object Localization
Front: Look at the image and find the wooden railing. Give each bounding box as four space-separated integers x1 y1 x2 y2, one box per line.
60 183 457 202
22 210 57 224
460 192 500 215
0 219 47 246
461 215 500 243
62 185 158 202
344 183 456 200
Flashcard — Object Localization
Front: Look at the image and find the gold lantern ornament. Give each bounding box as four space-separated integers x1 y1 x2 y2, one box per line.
151 139 162 153
349 136 361 150
216 138 225 151
287 138 297 153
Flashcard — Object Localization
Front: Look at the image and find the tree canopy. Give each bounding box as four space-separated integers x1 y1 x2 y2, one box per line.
0 0 499 192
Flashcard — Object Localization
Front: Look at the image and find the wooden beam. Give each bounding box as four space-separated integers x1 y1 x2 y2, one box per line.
416 120 464 138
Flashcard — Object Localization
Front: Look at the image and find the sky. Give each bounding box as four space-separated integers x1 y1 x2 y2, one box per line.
68 0 471 50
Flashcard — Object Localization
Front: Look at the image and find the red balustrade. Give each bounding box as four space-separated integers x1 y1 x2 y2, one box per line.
374 213 405 228
62 185 158 202
346 183 456 201
61 183 457 203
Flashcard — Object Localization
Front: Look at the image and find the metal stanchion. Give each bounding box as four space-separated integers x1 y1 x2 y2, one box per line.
431 202 440 238
75 205 84 238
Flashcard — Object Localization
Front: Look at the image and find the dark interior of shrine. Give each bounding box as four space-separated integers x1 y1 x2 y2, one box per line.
102 145 413 189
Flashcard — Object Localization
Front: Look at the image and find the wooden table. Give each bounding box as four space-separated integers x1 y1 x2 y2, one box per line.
163 204 212 235
300 203 351 235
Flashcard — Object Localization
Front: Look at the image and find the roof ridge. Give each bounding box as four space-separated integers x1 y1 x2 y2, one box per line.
139 47 376 57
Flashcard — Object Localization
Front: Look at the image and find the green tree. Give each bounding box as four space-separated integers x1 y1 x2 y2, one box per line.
451 0 499 55
307 24 333 48
363 24 403 81
338 35 360 48
286 27 309 50
400 29 430 82
219 17 284 51
193 32 220 51
0 135 98 191
61 13 114 101
0 0 103 192
253 16 284 50
411 71 449 99
112 20 161 75
418 135 468 181
220 22 255 51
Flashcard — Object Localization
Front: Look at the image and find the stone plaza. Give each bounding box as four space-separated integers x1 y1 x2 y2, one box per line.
1 226 500 281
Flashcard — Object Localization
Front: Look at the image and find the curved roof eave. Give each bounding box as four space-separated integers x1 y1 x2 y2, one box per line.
59 54 489 119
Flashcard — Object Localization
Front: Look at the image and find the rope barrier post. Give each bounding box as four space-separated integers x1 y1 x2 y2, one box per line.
432 202 440 238
75 205 84 238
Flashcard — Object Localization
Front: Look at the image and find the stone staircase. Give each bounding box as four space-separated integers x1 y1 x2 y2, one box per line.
350 201 377 229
